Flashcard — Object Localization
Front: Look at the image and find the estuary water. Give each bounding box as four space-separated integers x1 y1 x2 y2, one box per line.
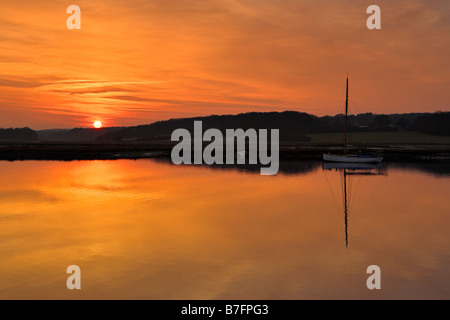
0 159 449 299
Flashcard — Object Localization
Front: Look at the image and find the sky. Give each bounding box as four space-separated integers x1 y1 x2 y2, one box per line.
0 0 449 129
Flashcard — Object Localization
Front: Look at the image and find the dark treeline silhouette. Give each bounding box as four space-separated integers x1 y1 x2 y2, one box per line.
0 127 38 141
38 127 125 142
410 112 450 136
1 111 448 142
97 111 449 142
98 111 322 142
320 112 427 132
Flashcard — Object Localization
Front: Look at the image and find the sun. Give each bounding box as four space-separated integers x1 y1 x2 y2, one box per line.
93 121 102 129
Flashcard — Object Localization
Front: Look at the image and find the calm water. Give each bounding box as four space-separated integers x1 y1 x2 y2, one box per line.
0 159 450 299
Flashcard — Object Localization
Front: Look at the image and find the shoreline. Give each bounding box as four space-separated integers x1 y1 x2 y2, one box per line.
0 141 449 161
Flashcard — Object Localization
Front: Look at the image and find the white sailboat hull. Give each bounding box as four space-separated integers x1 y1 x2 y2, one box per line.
323 153 383 163
322 162 382 170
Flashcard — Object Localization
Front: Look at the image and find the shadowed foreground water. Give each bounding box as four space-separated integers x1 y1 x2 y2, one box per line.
0 159 449 299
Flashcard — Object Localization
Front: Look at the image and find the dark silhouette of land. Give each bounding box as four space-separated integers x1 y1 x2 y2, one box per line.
0 111 449 161
0 128 38 141
32 111 450 143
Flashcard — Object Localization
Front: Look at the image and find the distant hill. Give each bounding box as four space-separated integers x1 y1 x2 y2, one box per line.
97 111 450 142
1 111 449 143
410 112 450 136
319 112 426 132
0 127 38 141
97 111 324 142
37 127 126 142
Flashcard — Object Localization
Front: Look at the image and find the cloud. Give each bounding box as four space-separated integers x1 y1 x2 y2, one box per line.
0 79 44 88
0 189 60 203
0 0 448 129
0 76 67 88
51 86 140 95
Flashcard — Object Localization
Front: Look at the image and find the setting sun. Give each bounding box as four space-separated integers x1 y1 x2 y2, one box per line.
93 121 102 129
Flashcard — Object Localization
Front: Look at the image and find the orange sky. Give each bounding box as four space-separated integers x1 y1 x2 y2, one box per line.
0 0 449 129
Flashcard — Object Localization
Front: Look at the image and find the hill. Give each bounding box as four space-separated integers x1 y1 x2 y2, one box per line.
0 127 38 141
97 111 450 142
1 111 449 143
97 111 323 142
37 127 126 142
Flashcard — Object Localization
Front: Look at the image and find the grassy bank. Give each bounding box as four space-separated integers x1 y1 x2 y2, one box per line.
0 131 450 161
307 131 450 145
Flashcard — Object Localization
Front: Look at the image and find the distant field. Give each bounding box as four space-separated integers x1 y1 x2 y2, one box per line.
307 131 450 145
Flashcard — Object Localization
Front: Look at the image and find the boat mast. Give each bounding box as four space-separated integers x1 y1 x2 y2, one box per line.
344 74 349 155
343 168 348 247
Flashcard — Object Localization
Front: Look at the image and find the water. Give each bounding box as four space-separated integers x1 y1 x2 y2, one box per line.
0 159 449 299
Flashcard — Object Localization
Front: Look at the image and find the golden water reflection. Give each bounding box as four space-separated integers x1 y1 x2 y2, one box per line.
0 160 449 299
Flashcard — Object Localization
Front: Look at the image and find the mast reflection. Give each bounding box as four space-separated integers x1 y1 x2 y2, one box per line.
322 162 385 247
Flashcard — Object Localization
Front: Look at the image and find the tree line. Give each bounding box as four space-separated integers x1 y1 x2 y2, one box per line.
1 111 448 142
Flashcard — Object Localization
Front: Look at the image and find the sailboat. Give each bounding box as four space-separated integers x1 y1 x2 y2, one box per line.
323 76 383 163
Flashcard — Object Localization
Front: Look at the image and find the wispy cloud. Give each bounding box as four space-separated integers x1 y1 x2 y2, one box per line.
0 0 448 129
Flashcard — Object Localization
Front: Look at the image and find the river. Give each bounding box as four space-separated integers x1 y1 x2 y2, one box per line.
0 159 449 299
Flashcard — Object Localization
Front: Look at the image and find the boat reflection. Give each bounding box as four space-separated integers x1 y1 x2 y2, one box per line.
322 162 386 247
